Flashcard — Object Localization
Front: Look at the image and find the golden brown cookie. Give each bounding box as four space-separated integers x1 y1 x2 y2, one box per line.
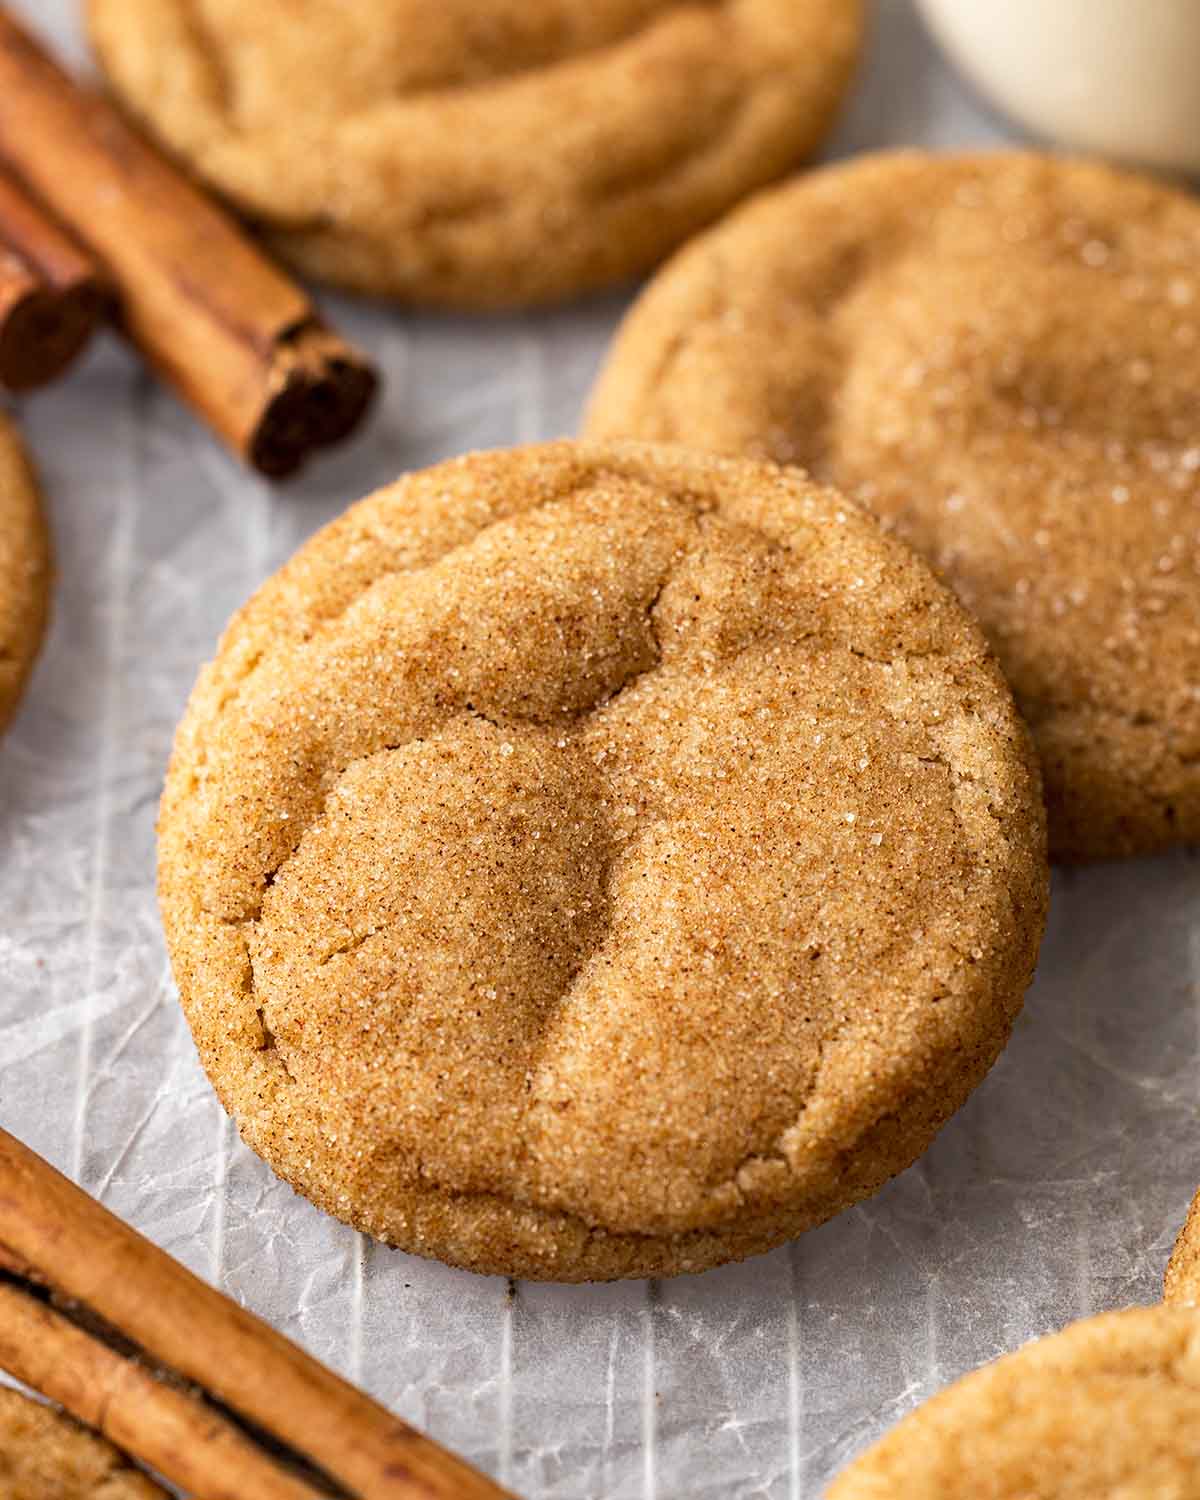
86 0 863 309
1167 1190 1200 1306
0 416 50 738
159 440 1047 1280
826 1307 1200 1499
587 150 1200 860
0 1387 167 1499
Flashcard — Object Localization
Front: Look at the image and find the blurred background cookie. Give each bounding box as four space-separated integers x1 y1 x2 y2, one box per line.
158 440 1046 1280
0 416 49 738
827 1307 1200 1498
86 0 863 309
588 150 1200 859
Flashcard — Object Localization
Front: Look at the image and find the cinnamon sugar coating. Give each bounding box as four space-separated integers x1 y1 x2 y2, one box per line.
0 1389 167 1499
1167 1189 1200 1306
0 417 49 738
587 151 1200 859
86 0 862 309
827 1308 1200 1499
159 442 1047 1279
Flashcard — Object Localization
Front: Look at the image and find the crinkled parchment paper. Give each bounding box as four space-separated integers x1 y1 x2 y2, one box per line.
1 3 1196 1495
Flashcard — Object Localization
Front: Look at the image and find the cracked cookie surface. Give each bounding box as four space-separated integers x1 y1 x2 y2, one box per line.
159 441 1047 1280
0 417 49 739
85 0 862 308
587 151 1200 859
1167 1189 1200 1306
826 1307 1200 1498
0 1388 167 1499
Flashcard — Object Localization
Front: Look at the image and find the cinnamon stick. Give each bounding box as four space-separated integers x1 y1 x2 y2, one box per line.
0 1129 513 1500
0 166 103 392
0 8 376 477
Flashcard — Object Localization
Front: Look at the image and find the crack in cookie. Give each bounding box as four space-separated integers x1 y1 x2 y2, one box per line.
158 441 1048 1279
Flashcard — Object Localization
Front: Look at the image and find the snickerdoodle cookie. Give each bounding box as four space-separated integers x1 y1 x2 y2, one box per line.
159 441 1047 1280
587 151 1200 859
0 417 49 738
1167 1190 1200 1306
86 0 863 309
826 1307 1200 1499
0 1387 167 1499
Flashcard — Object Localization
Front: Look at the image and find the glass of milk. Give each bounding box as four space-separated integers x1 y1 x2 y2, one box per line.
917 0 1200 175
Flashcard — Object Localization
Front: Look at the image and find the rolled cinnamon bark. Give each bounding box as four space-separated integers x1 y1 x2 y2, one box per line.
0 8 377 476
0 167 104 392
0 1129 512 1500
0 1283 329 1500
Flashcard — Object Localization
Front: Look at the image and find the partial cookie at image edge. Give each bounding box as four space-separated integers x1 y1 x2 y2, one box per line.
86 0 864 308
826 1307 1200 1499
0 1386 168 1499
0 415 50 738
1166 1189 1200 1306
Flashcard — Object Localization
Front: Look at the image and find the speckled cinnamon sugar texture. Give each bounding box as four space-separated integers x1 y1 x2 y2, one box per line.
0 1388 167 1499
0 417 49 738
85 0 863 309
159 442 1047 1280
826 1308 1200 1499
587 150 1200 860
1167 1189 1200 1306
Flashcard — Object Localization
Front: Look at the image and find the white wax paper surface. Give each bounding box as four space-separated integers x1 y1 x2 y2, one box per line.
2 3 1197 1496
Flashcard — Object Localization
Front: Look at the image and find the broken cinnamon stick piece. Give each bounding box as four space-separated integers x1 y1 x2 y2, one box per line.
0 167 104 392
0 1129 514 1500
0 7 376 477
